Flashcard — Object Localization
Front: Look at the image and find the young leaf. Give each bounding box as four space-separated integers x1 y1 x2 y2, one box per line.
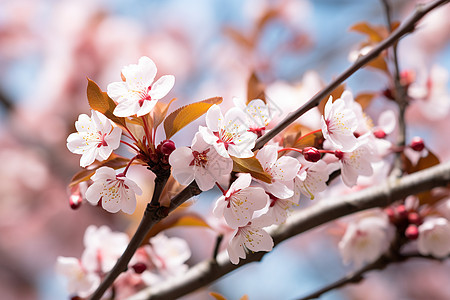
86 78 126 127
247 72 266 104
210 292 227 300
151 98 177 130
231 155 272 183
69 156 130 187
292 129 324 150
355 92 376 110
350 22 385 43
164 97 223 139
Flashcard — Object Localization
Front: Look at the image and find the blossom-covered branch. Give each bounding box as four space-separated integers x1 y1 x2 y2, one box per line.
129 160 450 300
255 0 450 149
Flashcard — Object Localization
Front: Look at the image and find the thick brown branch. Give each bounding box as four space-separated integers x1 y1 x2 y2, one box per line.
129 160 450 300
254 0 450 149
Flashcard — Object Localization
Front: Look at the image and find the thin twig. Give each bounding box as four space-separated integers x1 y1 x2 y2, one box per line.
381 0 408 178
128 160 450 300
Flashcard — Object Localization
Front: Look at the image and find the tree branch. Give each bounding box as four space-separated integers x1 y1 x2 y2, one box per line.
254 0 450 149
129 160 450 300
90 0 449 298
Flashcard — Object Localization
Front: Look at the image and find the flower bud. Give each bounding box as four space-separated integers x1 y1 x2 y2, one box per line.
405 224 419 240
396 204 408 219
384 207 396 223
334 150 344 160
410 137 425 152
373 129 386 139
160 140 176 155
131 263 147 274
302 147 321 162
69 194 82 210
408 212 422 226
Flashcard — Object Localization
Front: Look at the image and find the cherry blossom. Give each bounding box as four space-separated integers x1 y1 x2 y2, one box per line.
199 104 257 158
256 145 300 199
339 214 394 268
417 217 450 258
85 167 143 214
169 132 233 191
321 91 359 151
81 225 130 274
141 234 191 285
55 256 100 298
67 110 122 167
213 173 269 228
293 159 329 201
227 221 274 264
107 56 175 117
335 141 376 187
260 193 297 225
234 97 272 137
408 65 450 120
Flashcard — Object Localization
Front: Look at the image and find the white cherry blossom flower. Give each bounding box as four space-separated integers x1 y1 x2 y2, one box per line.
339 214 394 268
260 194 296 225
293 159 329 200
213 173 269 228
55 256 100 298
409 65 450 120
85 167 142 214
199 104 257 158
418 217 450 258
169 132 233 191
321 91 359 151
335 141 376 187
81 225 129 274
233 97 272 136
107 56 175 117
67 110 122 167
227 221 274 264
256 145 300 199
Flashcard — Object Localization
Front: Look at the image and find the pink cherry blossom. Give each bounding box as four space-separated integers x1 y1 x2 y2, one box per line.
85 167 143 214
339 213 394 268
107 56 175 117
213 173 269 228
55 256 100 298
418 217 450 258
261 193 297 225
335 141 376 187
408 65 450 120
67 110 122 167
227 221 274 264
199 104 257 158
256 145 300 199
321 91 359 151
81 225 130 274
169 132 233 191
293 159 329 200
233 97 272 136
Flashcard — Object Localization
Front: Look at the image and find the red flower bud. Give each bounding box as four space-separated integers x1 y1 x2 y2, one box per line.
373 129 386 139
410 137 425 152
160 140 176 155
69 194 82 210
396 204 408 219
302 147 321 162
408 212 422 226
334 150 344 160
405 224 419 240
131 263 147 274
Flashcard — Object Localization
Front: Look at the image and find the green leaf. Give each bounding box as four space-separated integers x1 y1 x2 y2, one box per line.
86 78 126 127
164 97 223 139
69 156 129 187
231 155 272 183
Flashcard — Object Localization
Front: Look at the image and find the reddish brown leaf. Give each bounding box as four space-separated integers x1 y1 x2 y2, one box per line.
355 92 376 110
210 292 227 300
318 84 346 115
231 155 272 183
292 130 324 150
86 78 126 127
350 22 385 43
164 97 223 139
247 72 266 104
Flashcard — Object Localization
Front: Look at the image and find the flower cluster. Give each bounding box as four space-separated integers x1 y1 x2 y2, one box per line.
56 225 191 298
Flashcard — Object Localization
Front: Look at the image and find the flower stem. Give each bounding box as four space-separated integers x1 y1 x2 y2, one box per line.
215 182 227 195
120 140 140 152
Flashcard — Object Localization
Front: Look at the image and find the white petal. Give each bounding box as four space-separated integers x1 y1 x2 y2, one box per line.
85 182 103 205
149 75 175 100
378 110 396 134
230 173 252 191
242 226 273 252
137 99 158 116
113 99 140 117
80 147 98 167
137 56 157 87
256 145 277 171
194 167 216 191
271 156 300 181
105 127 122 150
107 82 129 101
265 180 294 199
205 104 222 132
67 133 87 154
